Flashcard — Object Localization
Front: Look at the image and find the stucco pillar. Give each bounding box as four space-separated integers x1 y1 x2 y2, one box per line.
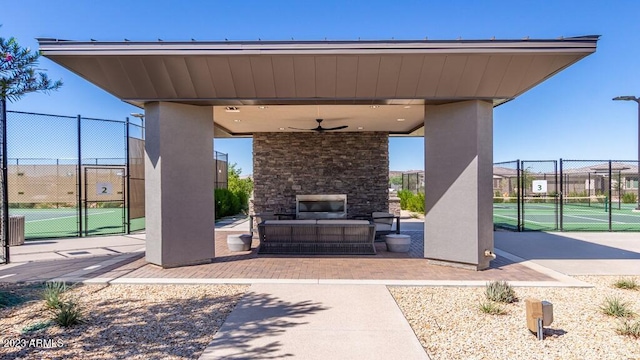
144 102 215 268
423 100 494 270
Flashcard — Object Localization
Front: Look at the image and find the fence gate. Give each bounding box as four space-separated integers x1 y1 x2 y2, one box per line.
520 160 558 231
83 166 126 236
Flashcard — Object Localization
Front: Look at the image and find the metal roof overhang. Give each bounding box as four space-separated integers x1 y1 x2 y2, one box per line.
39 37 598 137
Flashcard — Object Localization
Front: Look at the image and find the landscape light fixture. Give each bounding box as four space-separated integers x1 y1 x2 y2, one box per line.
130 113 145 139
612 95 640 210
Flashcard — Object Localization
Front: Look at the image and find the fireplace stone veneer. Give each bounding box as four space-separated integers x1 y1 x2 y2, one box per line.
253 132 389 217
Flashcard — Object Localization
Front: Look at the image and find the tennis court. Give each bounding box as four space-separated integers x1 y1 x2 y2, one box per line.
9 208 145 239
494 196 640 231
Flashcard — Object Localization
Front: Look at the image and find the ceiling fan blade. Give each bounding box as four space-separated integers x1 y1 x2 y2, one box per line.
288 126 313 131
322 125 349 131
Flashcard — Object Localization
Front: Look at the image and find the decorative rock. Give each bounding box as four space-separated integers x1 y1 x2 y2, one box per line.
227 234 253 251
385 234 411 252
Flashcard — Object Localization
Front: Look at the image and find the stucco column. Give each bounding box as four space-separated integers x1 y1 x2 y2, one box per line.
423 100 494 270
144 102 215 268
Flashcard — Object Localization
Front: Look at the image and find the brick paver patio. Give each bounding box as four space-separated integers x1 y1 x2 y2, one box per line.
96 231 553 282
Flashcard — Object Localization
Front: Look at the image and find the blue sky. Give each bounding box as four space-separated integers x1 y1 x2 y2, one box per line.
2 0 639 175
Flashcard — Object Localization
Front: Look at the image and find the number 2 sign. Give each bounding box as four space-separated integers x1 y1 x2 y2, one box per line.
96 182 113 195
532 180 547 194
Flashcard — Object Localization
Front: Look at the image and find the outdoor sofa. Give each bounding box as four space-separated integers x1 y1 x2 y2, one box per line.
257 219 376 255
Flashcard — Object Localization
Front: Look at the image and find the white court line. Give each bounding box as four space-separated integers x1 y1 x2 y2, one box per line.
564 214 624 224
0 273 16 279
494 213 544 225
83 265 101 271
25 210 116 223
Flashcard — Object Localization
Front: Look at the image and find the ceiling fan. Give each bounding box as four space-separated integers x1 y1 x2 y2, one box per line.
288 118 348 132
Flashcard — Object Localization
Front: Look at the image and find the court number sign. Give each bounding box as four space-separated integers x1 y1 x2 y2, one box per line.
532 180 547 194
96 182 113 195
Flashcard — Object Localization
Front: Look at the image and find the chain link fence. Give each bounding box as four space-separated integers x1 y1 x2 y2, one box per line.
215 151 228 189
0 110 230 257
493 160 520 231
561 160 639 231
494 159 640 232
0 100 7 263
401 171 424 194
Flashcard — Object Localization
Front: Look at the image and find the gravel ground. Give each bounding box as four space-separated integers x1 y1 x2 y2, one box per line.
0 283 248 359
389 276 640 360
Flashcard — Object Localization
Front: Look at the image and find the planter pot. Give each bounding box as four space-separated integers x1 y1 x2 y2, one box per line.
385 234 411 253
227 234 253 251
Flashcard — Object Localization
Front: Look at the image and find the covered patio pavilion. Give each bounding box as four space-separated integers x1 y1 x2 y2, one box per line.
39 36 598 270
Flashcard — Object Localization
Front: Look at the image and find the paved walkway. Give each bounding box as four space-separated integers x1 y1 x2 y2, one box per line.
199 284 428 360
495 231 640 275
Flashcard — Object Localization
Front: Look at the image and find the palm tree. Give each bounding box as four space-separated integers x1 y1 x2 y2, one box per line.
0 29 62 263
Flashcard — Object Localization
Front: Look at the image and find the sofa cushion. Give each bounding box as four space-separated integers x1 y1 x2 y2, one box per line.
263 220 317 225
316 220 370 225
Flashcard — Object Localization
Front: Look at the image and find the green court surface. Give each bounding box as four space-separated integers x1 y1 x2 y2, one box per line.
494 200 640 231
9 208 145 239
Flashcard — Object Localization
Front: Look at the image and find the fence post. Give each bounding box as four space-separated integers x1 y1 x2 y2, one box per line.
559 159 563 231
554 160 559 230
125 117 131 234
517 159 522 231
609 160 613 232
1 98 9 263
77 115 82 237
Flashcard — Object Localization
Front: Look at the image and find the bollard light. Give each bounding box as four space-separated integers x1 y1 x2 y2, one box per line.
525 298 553 340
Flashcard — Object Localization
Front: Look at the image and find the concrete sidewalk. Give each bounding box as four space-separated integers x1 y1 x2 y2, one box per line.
199 283 428 360
494 231 640 275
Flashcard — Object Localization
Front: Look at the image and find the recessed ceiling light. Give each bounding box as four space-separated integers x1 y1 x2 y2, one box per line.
234 119 241 123
403 106 411 109
369 105 380 109
258 106 268 109
225 106 240 112
357 126 364 130
397 118 405 122
279 127 285 130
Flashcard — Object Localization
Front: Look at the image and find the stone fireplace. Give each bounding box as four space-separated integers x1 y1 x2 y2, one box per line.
253 132 388 217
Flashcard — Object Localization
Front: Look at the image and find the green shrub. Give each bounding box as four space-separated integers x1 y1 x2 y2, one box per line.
398 190 412 209
234 190 250 213
215 188 241 219
617 320 640 338
485 281 517 303
0 290 12 308
51 300 83 327
478 301 506 315
600 297 635 318
614 277 639 290
493 191 504 203
622 192 638 204
408 192 425 213
42 282 67 310
227 163 253 212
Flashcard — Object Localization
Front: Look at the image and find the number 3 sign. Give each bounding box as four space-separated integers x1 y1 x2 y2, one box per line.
96 182 113 195
532 180 547 194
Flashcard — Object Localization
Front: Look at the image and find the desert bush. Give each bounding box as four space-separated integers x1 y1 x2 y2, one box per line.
51 300 83 327
398 190 412 209
478 301 506 315
485 281 517 303
42 282 67 310
214 188 241 219
617 320 640 338
613 277 639 290
600 297 635 318
622 192 638 204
